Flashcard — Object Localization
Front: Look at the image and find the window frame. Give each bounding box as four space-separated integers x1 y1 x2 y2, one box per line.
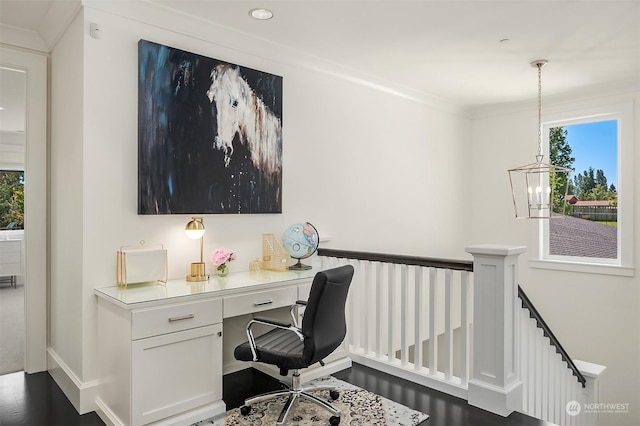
530 100 634 277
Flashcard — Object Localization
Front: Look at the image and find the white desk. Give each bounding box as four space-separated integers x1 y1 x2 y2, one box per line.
94 269 351 426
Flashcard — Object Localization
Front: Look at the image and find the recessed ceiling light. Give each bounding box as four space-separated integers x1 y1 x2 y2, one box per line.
249 8 273 20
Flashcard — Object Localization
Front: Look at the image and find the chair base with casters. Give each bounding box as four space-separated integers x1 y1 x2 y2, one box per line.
240 369 341 425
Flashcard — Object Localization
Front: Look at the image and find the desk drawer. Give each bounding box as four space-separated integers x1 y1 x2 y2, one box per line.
224 287 297 319
132 298 222 340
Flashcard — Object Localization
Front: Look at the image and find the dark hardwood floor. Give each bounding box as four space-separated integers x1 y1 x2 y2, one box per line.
0 370 104 426
1 363 551 426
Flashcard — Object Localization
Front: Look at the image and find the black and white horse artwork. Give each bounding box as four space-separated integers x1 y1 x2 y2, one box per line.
138 40 283 214
206 64 282 178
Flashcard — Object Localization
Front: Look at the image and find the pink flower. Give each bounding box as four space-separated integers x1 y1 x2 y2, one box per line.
210 248 235 266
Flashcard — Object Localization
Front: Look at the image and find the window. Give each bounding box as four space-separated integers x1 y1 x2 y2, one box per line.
533 101 634 276
0 170 24 229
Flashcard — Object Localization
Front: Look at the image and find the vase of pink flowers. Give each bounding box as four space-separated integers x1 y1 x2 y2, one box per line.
210 248 236 276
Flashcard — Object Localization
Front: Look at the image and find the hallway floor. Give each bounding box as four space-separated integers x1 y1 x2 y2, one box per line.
0 363 550 426
0 284 24 375
0 371 103 425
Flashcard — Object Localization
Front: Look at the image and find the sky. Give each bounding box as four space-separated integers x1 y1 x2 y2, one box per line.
564 120 618 189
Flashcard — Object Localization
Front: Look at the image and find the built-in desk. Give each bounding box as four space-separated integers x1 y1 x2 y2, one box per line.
94 269 351 426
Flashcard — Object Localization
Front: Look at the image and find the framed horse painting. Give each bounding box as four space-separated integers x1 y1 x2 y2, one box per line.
138 40 283 214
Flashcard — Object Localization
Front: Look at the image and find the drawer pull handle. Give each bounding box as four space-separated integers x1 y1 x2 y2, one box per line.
168 314 195 322
253 299 274 307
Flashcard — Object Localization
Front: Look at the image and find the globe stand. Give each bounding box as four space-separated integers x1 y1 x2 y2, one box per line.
288 258 312 270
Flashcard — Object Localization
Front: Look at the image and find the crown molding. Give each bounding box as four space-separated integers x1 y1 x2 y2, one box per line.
470 79 640 120
0 24 49 53
0 1 80 53
81 0 471 118
40 0 82 51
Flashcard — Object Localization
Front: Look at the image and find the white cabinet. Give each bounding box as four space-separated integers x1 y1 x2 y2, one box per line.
132 324 222 425
0 239 22 286
96 297 226 426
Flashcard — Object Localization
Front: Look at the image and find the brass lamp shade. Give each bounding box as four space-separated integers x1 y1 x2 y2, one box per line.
185 217 205 239
185 217 207 281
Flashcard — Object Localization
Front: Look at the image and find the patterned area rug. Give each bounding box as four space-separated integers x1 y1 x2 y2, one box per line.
194 376 428 425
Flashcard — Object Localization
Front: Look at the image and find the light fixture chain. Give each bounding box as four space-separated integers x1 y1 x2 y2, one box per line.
537 62 542 158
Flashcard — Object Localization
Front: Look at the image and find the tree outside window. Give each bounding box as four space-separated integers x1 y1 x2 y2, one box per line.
0 170 24 229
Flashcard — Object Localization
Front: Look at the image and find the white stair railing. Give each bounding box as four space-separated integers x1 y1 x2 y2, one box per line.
518 286 606 426
319 250 473 399
317 246 605 425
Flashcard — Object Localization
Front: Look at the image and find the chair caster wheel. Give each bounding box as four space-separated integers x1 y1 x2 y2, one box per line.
329 415 341 425
329 390 340 400
240 405 251 416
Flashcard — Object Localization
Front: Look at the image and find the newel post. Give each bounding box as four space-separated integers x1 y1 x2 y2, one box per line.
465 244 527 417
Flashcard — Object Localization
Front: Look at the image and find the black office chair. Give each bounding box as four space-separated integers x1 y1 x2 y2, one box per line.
234 265 354 426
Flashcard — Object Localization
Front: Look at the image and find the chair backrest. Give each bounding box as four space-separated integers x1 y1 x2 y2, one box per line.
301 265 354 366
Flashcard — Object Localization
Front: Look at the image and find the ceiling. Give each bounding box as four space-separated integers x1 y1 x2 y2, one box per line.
0 0 638 110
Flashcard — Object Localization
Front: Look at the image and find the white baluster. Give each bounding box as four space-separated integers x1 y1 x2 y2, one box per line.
561 363 568 426
528 317 536 415
375 262 383 358
542 336 550 421
414 266 424 371
553 352 560 425
400 264 409 366
535 327 543 419
362 260 370 354
349 259 361 352
548 347 555 424
388 263 395 362
568 376 577 426
460 270 470 385
519 306 529 414
428 267 438 375
444 269 453 380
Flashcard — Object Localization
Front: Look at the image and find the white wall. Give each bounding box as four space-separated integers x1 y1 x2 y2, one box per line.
48 4 471 411
50 8 85 391
470 91 640 426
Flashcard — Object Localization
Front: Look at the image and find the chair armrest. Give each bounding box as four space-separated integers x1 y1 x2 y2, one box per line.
290 300 308 328
245 317 304 362
252 317 291 328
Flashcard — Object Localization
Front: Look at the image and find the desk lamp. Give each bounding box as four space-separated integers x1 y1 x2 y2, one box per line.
185 217 207 281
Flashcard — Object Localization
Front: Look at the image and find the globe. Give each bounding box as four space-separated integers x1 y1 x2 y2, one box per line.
282 222 319 270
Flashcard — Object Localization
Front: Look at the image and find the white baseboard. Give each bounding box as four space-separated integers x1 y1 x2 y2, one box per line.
95 398 124 426
349 351 468 400
47 347 98 414
96 397 226 426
